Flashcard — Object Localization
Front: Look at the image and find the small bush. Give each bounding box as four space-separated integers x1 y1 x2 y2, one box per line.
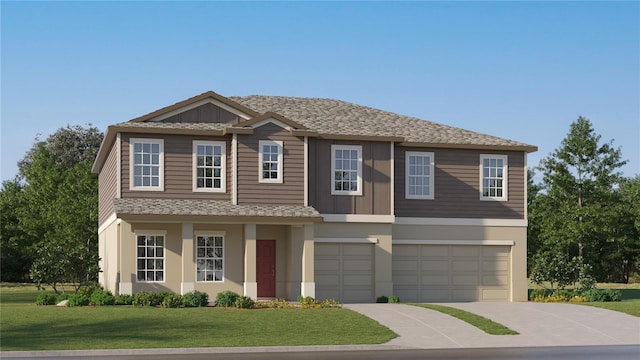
77 283 103 298
234 296 255 309
161 293 184 308
376 296 389 303
90 289 116 306
216 291 239 307
56 293 71 303
256 298 295 309
133 291 154 306
154 292 174 306
115 294 134 305
35 293 57 305
318 298 342 308
183 290 209 307
68 294 90 307
389 295 400 303
583 289 622 302
529 288 551 301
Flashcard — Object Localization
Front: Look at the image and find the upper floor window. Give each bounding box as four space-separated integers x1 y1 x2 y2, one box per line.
130 138 164 191
136 232 165 282
259 140 283 183
196 233 224 282
480 154 508 201
406 151 434 199
331 145 362 195
193 141 226 192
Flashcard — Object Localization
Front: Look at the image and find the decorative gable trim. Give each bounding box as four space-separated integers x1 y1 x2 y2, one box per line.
238 111 308 130
130 91 259 123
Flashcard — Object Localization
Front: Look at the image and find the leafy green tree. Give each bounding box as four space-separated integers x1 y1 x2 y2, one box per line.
529 117 628 282
0 179 32 281
10 125 103 292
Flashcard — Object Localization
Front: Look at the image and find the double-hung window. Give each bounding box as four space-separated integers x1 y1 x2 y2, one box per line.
130 138 164 191
193 141 226 192
406 151 434 199
259 140 283 183
480 154 508 201
196 233 224 282
136 232 165 282
331 145 362 195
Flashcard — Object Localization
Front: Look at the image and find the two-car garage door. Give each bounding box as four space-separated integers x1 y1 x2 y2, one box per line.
393 244 511 302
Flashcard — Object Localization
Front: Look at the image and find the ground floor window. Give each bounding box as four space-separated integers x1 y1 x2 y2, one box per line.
196 234 224 282
136 234 165 282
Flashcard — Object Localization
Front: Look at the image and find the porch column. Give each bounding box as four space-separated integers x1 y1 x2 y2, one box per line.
118 220 133 295
301 223 315 298
243 223 258 299
181 222 195 294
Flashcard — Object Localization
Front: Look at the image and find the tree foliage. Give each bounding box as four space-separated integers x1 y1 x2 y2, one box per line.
0 125 103 291
529 117 639 283
0 179 32 281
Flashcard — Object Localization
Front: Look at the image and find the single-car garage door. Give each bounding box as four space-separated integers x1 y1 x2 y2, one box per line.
393 244 510 302
315 243 374 302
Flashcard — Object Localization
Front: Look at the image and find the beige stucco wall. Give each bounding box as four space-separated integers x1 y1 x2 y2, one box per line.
392 224 528 301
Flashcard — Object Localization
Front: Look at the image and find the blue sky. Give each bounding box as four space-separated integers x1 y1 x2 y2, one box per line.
2 1 639 182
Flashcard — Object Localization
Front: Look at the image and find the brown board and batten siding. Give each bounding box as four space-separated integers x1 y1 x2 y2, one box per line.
160 103 244 124
121 134 232 201
308 139 391 215
236 123 304 205
394 147 525 219
98 140 119 225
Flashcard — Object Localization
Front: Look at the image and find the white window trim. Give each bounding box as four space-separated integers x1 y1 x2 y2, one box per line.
258 140 284 183
135 230 167 283
405 151 435 200
192 140 226 193
129 138 164 191
331 144 363 196
480 154 508 201
194 231 225 283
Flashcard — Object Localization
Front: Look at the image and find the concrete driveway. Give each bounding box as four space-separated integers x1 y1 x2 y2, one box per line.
345 302 640 349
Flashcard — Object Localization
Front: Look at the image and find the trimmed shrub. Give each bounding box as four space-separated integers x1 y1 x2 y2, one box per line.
36 293 57 305
90 289 116 306
234 296 255 309
68 294 90 307
376 296 389 303
583 289 622 302
115 294 134 305
77 283 103 299
389 295 400 303
183 290 209 307
529 288 552 301
215 291 239 307
161 293 184 308
133 291 154 306
256 298 295 309
154 292 174 306
56 293 72 303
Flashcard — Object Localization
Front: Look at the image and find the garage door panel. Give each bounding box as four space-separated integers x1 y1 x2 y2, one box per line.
343 274 373 286
395 245 419 256
316 259 339 269
343 259 372 271
394 289 419 302
394 274 419 285
315 244 339 256
452 289 479 301
343 244 372 256
483 275 509 286
452 246 480 256
422 260 448 271
393 260 418 271
452 275 479 286
422 275 449 286
482 289 509 301
422 245 448 257
421 289 449 302
483 246 509 257
452 260 479 271
483 260 509 272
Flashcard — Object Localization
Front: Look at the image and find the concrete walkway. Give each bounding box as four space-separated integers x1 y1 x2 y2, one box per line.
345 303 640 349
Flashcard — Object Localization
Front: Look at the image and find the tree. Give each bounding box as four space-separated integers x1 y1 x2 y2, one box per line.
529 116 629 282
7 125 103 292
0 179 32 281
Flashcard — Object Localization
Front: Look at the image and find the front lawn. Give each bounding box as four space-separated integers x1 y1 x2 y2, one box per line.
409 303 518 335
0 287 396 351
580 299 640 317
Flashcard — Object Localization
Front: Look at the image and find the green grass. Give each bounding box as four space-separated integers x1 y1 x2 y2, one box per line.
410 303 519 335
0 288 396 351
579 299 640 317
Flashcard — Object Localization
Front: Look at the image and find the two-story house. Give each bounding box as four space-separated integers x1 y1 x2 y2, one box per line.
92 91 537 303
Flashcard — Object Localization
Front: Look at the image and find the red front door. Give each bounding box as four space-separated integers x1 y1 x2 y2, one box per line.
256 240 276 297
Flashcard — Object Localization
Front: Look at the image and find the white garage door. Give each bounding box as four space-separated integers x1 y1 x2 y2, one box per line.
315 243 374 303
393 244 511 302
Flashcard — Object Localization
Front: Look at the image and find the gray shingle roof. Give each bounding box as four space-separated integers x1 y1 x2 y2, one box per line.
114 198 322 219
230 95 533 148
112 121 232 131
